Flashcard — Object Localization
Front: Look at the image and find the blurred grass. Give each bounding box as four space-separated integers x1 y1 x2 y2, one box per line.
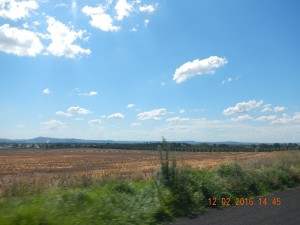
0 153 299 225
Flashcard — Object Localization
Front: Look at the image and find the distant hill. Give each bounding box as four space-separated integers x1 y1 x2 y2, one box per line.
0 137 148 144
0 138 12 143
0 137 297 145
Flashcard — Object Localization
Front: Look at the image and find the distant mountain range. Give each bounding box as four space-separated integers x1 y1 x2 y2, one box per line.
0 137 255 145
0 137 121 144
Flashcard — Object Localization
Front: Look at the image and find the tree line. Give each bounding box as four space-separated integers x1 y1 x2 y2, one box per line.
1 142 299 152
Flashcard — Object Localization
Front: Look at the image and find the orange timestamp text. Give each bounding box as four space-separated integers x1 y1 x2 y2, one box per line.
208 197 281 206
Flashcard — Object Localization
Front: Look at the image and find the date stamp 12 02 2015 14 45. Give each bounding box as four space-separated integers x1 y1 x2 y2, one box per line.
208 197 281 207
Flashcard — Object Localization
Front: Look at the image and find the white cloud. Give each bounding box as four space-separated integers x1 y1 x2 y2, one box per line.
261 107 272 113
270 112 300 125
56 106 92 117
179 109 185 114
0 0 38 21
89 119 102 126
223 100 263 115
67 106 92 115
33 20 40 26
139 3 158 13
46 17 91 58
274 106 286 112
144 19 149 27
131 122 141 126
255 115 277 122
42 88 50 94
173 56 228 83
56 111 73 117
82 5 120 32
0 24 43 56
127 103 135 108
221 77 232 85
41 119 66 130
75 117 84 121
293 112 300 121
271 114 292 125
130 27 137 32
108 113 125 119
79 91 98 96
166 117 190 122
230 114 253 122
71 0 77 9
137 108 167 120
55 3 68 8
261 105 286 113
115 0 132 21
22 22 29 29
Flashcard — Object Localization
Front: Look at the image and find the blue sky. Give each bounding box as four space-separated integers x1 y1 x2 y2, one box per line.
0 0 300 142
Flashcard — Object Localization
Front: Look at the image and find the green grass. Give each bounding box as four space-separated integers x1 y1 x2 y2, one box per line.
0 160 299 225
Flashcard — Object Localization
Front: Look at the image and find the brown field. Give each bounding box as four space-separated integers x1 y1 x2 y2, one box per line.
0 148 299 196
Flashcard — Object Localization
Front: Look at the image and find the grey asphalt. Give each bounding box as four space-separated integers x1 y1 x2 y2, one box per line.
167 186 300 225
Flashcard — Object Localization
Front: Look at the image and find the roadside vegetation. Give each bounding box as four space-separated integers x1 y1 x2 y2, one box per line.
0 140 299 225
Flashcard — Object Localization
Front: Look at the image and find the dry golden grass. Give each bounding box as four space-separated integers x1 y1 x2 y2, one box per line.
0 148 298 196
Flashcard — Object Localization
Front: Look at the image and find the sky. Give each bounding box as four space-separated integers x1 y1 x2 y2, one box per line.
0 0 300 142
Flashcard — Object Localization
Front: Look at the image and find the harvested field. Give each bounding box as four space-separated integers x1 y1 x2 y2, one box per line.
0 148 299 196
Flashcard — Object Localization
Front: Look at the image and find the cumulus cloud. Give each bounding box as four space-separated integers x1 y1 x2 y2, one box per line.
179 109 185 114
56 111 73 117
82 5 120 32
261 105 286 113
115 0 132 21
67 106 92 115
42 88 50 94
79 91 98 96
41 119 66 130
270 113 300 125
261 105 272 113
173 56 228 84
166 117 190 122
108 113 125 119
137 108 167 120
139 3 158 13
223 100 263 115
46 17 91 58
230 114 253 122
274 106 286 112
127 103 135 108
255 115 277 122
89 119 102 126
0 24 43 56
294 112 300 120
0 0 38 21
56 106 92 117
271 114 292 125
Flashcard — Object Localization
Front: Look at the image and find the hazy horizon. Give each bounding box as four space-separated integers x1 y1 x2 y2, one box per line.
1 0 300 142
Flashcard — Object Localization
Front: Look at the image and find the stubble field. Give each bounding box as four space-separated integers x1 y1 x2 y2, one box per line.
0 148 298 196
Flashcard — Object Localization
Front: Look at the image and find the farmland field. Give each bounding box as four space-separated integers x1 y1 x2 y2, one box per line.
1 148 298 175
0 148 299 224
0 148 299 195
